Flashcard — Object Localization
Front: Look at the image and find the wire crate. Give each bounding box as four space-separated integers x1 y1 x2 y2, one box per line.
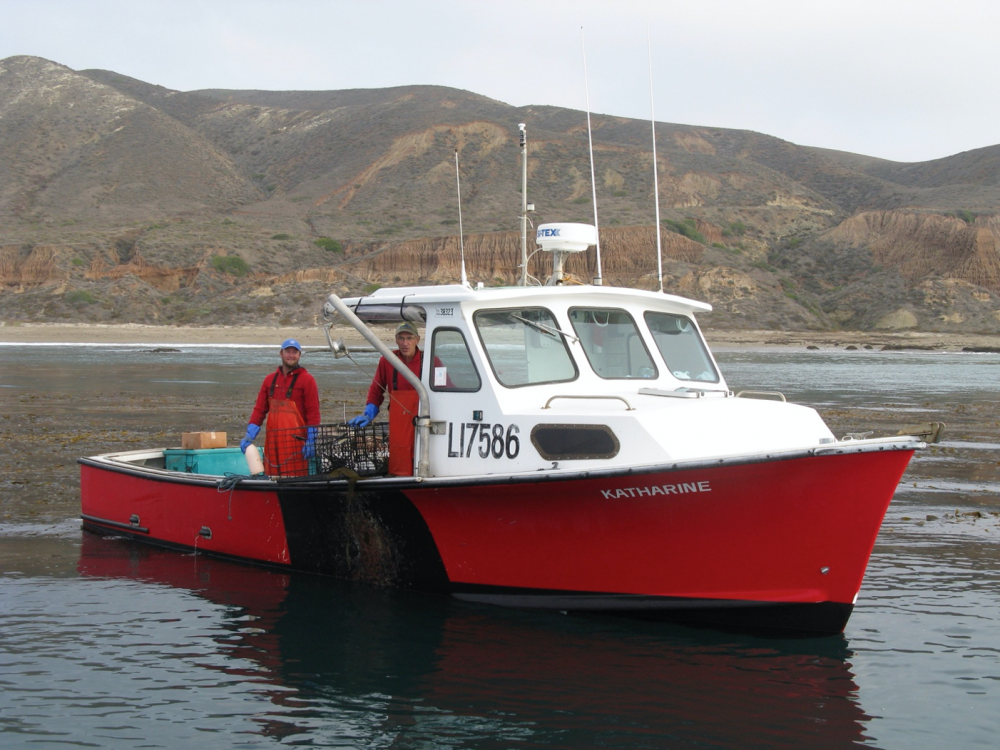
314 422 389 477
263 422 389 478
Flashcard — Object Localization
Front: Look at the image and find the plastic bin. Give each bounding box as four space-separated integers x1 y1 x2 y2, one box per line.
164 447 260 476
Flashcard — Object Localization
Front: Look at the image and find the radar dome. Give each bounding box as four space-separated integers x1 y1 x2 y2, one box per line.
535 223 597 253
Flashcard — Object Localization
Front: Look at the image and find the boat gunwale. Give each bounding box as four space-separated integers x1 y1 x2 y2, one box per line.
78 435 924 490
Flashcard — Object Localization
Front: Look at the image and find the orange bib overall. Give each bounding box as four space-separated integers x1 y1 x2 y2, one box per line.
387 357 419 477
263 371 309 477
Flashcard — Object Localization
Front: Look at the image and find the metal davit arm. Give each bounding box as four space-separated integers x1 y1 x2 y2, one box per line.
323 293 432 478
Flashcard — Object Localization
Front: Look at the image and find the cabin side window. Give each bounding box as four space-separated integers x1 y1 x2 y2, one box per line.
474 308 578 388
429 328 481 392
644 312 719 383
568 307 657 379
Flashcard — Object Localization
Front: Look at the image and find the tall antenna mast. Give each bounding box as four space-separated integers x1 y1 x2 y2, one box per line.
581 27 603 286
454 149 469 287
648 25 664 293
518 123 528 286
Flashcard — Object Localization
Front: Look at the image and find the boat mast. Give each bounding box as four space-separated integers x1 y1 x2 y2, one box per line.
518 123 529 286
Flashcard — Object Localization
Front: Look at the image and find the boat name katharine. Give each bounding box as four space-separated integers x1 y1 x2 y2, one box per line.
601 481 712 499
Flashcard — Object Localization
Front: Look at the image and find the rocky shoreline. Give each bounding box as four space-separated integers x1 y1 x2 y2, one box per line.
2 321 1000 352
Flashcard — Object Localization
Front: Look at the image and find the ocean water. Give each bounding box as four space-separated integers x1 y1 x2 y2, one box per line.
1 343 999 749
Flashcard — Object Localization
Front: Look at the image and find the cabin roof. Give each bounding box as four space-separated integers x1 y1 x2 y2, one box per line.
342 283 712 316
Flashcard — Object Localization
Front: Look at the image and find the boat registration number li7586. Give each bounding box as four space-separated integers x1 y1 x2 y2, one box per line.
447 421 521 459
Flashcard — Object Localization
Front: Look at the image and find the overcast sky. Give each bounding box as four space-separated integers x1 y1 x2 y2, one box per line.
2 0 997 163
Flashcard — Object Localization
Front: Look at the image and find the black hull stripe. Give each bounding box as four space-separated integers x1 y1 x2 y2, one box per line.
453 587 854 635
81 514 150 534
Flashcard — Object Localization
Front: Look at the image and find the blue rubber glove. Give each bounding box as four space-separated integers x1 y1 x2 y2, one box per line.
347 403 378 428
302 427 317 459
240 423 260 454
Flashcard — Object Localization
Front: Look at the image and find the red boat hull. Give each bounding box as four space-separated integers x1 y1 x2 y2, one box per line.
79 446 913 634
80 465 291 565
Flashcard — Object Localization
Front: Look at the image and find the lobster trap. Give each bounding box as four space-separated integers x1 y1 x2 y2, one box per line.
263 422 389 478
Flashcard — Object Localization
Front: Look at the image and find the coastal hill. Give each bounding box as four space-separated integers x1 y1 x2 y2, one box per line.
1 54 999 332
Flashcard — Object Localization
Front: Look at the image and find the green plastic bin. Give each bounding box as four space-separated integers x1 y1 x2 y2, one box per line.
164 447 259 475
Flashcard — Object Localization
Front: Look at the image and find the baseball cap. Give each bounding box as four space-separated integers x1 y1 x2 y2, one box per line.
395 322 419 337
281 338 302 351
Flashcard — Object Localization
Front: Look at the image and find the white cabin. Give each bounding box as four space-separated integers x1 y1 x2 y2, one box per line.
328 284 835 479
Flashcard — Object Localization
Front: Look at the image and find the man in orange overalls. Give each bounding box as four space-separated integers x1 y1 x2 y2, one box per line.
348 322 423 476
240 339 321 477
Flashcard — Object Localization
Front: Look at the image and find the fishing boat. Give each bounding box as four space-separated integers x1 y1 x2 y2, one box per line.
78 217 939 634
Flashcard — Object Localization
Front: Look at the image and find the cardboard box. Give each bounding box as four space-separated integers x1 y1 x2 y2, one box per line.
180 431 227 450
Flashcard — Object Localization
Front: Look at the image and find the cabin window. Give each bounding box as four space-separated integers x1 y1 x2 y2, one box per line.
430 328 481 392
531 424 620 460
569 307 657 379
644 312 719 383
474 308 578 388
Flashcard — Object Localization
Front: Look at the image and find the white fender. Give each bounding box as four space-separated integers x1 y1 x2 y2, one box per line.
245 446 265 475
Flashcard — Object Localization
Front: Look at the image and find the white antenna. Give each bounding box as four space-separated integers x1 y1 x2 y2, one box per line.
518 123 529 286
647 25 664 294
581 27 603 286
454 149 469 287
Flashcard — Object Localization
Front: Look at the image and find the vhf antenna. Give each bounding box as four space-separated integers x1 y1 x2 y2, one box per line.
648 24 664 293
582 27 603 286
455 149 469 287
518 123 529 286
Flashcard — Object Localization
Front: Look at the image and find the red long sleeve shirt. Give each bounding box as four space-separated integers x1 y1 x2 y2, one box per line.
249 366 321 427
366 350 423 408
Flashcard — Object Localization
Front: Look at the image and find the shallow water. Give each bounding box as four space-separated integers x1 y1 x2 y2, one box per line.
719 347 1000 404
2 344 999 748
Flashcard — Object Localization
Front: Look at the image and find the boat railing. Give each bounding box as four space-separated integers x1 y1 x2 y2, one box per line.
542 394 635 411
638 387 729 399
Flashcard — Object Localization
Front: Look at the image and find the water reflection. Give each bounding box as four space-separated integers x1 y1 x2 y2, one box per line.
74 533 871 749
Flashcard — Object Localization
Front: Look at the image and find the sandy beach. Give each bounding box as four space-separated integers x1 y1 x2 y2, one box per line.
0 322 365 347
2 321 1000 351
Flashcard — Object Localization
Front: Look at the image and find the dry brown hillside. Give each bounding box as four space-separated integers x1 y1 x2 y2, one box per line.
1 55 998 332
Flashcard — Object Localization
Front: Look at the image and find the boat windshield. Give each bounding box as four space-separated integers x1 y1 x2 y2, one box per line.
474 308 578 387
644 312 719 383
568 308 657 379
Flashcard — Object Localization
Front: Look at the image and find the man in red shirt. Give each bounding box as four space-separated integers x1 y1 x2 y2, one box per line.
240 339 320 476
349 322 423 475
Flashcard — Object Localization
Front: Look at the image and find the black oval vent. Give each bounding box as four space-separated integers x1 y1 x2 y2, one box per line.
530 425 620 460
